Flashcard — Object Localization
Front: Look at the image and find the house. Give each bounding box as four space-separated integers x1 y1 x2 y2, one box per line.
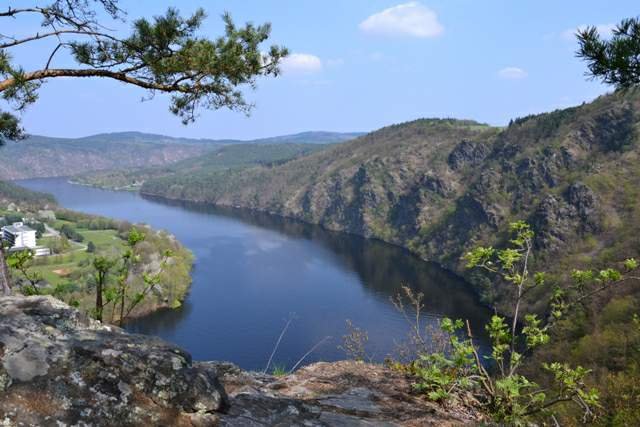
2 222 37 249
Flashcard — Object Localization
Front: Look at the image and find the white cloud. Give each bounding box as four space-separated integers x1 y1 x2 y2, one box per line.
359 2 444 38
498 67 528 80
281 53 323 74
561 23 615 41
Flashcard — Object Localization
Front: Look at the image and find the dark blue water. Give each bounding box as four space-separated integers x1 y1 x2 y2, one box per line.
17 178 490 371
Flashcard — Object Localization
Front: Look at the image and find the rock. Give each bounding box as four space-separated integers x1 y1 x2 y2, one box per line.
447 140 490 171
0 296 228 426
531 183 601 252
566 182 601 232
0 297 484 426
531 195 573 252
205 360 483 426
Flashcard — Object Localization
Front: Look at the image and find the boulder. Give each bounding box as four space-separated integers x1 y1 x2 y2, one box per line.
0 296 228 426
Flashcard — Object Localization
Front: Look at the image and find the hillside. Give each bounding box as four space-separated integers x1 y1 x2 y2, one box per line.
139 89 640 312
73 143 330 190
0 131 361 180
0 135 212 180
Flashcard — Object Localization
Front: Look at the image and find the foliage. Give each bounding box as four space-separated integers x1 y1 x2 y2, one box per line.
0 1 288 140
271 365 287 377
86 241 96 253
397 222 639 424
6 249 42 295
0 110 23 144
577 17 640 89
60 223 84 242
411 318 478 402
76 143 329 190
339 319 369 361
92 255 116 321
0 180 55 206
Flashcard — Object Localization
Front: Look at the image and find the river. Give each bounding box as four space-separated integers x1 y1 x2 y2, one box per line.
17 178 490 371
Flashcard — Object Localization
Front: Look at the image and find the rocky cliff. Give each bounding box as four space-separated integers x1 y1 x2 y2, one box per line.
140 89 640 312
0 296 482 426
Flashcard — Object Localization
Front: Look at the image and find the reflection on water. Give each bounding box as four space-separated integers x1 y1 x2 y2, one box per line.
17 178 491 370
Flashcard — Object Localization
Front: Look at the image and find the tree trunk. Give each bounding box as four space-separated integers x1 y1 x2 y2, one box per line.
96 276 103 322
0 248 12 296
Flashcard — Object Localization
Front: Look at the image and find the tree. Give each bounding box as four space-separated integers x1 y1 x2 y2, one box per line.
577 17 640 89
400 222 640 424
6 249 42 295
0 1 288 138
60 224 84 242
86 241 96 253
92 255 116 321
0 0 288 293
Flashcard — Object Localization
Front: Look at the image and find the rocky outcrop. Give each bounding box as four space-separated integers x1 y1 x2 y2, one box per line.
0 296 228 426
0 296 484 426
209 361 482 426
531 182 602 252
447 140 490 171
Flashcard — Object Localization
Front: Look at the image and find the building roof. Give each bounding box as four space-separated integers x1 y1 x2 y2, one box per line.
2 222 35 234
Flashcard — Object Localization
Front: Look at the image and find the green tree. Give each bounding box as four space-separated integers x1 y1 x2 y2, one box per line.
0 0 288 293
577 17 640 89
60 224 84 242
402 222 639 424
92 255 116 322
0 1 288 138
6 249 42 295
86 241 96 253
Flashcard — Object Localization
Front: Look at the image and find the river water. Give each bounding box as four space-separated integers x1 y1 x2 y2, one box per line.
17 178 490 371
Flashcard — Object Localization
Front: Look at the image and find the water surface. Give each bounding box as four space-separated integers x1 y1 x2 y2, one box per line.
18 178 490 370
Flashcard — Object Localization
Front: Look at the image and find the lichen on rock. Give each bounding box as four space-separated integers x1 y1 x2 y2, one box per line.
0 296 484 426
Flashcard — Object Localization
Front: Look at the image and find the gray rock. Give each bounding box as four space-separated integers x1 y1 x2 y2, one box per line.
447 140 490 171
0 296 228 426
0 297 484 426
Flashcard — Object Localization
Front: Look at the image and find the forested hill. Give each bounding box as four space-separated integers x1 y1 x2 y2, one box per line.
74 143 330 190
0 131 362 180
140 89 640 312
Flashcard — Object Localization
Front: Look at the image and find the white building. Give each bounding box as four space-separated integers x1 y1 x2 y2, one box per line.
2 222 37 249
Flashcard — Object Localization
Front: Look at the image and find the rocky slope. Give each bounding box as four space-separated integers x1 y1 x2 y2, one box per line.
139 89 640 312
0 296 482 426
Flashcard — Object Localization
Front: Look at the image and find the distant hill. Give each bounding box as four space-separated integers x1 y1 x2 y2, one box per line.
73 143 330 190
0 131 361 180
24 130 364 146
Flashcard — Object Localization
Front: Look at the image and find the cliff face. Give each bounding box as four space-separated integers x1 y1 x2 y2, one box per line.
140 89 640 311
0 296 482 426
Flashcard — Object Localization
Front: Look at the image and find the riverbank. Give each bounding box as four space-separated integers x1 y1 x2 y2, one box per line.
0 186 194 323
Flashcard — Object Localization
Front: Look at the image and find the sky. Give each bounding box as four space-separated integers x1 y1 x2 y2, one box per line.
1 0 637 139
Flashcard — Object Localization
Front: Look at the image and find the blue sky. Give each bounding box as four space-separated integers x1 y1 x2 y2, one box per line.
2 1 637 139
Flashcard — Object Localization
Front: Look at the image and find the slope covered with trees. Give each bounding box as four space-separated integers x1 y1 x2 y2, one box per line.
139 90 639 309
71 141 336 189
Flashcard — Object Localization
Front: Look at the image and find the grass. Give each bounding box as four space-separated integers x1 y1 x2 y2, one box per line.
80 229 124 250
31 228 124 286
272 365 288 377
